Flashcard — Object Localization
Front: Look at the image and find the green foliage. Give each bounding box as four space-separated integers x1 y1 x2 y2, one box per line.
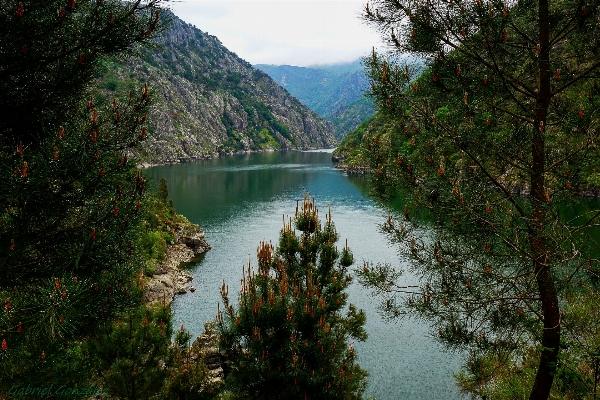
139 230 168 264
158 178 169 204
89 304 174 399
333 114 397 172
0 0 169 393
358 0 600 398
217 193 368 399
90 304 221 400
250 101 296 145
226 72 241 85
105 80 119 92
137 187 196 276
247 128 281 150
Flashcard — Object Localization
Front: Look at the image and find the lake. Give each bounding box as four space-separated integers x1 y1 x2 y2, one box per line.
148 150 464 400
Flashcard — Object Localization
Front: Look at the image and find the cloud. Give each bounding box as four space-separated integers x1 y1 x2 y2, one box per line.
166 0 385 66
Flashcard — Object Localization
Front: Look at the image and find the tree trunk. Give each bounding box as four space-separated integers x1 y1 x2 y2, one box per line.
529 0 561 397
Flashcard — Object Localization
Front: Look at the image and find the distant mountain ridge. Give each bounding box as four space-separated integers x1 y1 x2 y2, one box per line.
254 62 375 139
98 12 337 163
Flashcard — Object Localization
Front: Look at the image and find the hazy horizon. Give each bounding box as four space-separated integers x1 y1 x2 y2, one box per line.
166 0 385 67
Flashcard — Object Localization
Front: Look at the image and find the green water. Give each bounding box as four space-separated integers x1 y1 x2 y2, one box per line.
148 150 464 400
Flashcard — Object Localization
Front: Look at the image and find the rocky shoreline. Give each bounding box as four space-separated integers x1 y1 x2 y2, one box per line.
142 223 226 391
332 157 370 175
144 223 211 305
189 322 225 387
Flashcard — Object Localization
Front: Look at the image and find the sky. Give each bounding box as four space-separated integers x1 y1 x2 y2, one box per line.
166 0 385 67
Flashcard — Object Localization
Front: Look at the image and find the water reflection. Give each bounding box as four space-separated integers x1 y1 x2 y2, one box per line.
148 151 464 400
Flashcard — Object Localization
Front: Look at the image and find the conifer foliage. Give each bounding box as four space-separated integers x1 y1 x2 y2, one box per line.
89 304 175 400
158 177 169 204
0 0 166 391
217 193 368 399
358 0 600 398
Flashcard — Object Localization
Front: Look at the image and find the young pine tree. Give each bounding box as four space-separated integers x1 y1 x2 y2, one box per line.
357 0 600 398
158 178 170 204
217 193 368 400
88 303 174 400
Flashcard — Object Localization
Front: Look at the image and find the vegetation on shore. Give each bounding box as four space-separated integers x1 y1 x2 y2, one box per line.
0 2 217 398
349 0 600 398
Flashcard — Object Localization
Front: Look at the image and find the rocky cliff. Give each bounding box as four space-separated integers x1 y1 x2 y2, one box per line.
99 12 337 163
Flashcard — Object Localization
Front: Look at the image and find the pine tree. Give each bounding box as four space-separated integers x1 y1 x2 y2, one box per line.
357 0 600 398
158 178 169 204
0 0 167 392
217 193 368 400
88 303 174 400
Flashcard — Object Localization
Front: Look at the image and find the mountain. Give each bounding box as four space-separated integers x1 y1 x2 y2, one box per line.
98 12 337 163
254 62 375 139
328 96 374 140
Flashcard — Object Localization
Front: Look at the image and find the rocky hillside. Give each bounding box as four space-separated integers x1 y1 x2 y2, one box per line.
255 62 375 139
98 12 337 163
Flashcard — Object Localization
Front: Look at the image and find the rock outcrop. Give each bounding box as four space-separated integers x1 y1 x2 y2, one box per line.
190 322 224 386
144 224 210 305
177 226 210 254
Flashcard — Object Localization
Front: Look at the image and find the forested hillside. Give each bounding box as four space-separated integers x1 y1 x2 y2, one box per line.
255 62 375 139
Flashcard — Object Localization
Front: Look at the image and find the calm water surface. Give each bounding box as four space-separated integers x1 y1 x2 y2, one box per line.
148 150 464 400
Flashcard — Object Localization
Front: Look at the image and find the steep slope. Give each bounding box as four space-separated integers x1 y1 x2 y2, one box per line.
328 96 374 139
254 64 334 114
320 69 370 117
98 13 336 163
254 62 375 139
